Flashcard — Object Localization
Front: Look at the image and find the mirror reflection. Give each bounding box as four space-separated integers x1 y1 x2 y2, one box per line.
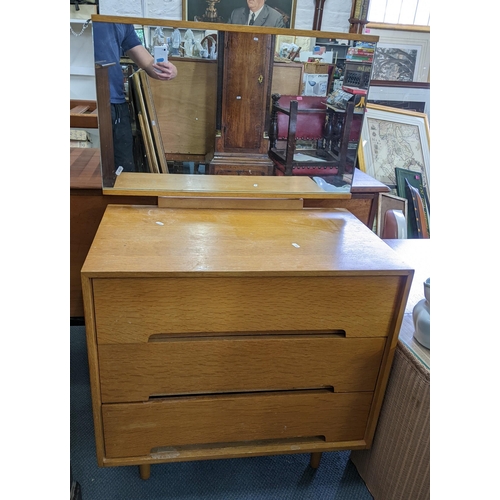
92 17 378 194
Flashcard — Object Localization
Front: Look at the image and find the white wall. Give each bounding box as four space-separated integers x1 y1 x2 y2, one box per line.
70 20 97 100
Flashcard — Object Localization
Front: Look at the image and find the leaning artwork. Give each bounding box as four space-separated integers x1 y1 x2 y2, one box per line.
358 104 430 197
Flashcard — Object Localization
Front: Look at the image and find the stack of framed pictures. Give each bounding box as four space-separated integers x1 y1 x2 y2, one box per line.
358 103 430 238
129 70 169 174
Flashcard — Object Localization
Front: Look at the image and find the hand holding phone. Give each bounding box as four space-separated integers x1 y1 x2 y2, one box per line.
153 46 168 73
154 46 168 64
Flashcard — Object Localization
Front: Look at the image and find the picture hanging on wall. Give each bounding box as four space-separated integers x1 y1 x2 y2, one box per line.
358 103 430 197
365 27 430 83
183 0 296 28
372 44 420 82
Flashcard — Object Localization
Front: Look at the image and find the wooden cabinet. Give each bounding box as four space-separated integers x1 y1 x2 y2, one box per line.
81 205 413 478
209 31 274 175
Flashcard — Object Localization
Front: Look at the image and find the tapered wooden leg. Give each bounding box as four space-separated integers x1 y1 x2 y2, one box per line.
309 452 322 469
139 464 151 480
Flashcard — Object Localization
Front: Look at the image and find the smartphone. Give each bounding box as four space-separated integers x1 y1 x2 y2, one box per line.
154 46 168 64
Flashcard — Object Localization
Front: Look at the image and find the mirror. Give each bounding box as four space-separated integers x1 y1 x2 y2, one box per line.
91 15 378 196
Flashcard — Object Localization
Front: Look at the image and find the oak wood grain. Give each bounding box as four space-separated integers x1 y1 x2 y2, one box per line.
82 207 413 468
100 437 369 467
102 390 373 458
108 172 341 198
157 197 304 209
82 206 413 277
99 336 386 402
92 275 403 343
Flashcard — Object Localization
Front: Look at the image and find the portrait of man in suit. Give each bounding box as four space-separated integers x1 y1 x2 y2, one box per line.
228 0 286 27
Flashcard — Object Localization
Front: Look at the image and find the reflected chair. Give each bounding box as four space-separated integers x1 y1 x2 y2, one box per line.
268 93 362 177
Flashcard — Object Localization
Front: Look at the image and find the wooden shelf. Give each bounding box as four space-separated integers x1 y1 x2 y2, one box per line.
70 100 98 129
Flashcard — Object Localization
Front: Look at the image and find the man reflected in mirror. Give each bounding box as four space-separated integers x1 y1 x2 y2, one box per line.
228 0 286 27
93 22 178 172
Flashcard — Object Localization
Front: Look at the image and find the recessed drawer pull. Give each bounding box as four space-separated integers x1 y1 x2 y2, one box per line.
148 386 335 401
148 331 347 342
150 436 328 457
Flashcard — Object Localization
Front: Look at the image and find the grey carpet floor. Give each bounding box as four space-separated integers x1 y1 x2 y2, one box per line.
70 325 373 500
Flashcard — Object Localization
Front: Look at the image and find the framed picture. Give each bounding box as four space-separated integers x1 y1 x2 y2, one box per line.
364 26 430 83
376 192 407 238
368 82 430 120
358 103 430 197
183 0 296 28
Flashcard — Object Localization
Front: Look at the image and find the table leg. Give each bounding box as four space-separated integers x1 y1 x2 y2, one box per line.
309 452 322 469
139 464 151 480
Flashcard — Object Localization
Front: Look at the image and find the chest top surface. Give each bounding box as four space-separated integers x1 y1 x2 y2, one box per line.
81 205 414 278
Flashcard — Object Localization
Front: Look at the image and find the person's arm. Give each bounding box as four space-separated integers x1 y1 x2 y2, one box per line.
126 44 177 81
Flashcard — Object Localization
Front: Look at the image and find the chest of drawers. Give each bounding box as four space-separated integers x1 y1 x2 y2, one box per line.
81 205 413 478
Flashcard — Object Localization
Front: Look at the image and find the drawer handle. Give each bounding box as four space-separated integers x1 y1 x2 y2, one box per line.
148 387 335 401
148 331 346 342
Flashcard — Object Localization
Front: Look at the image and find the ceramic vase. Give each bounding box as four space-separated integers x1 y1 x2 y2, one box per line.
413 278 430 348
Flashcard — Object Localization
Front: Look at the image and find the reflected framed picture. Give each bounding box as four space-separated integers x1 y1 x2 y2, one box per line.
183 0 296 28
372 43 421 82
364 26 430 83
358 103 430 196
368 81 430 121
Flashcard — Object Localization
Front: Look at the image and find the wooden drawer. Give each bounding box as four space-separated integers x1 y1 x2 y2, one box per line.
99 335 386 403
93 275 403 344
102 390 373 458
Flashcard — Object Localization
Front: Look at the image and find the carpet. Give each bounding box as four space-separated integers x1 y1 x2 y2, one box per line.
70 325 373 500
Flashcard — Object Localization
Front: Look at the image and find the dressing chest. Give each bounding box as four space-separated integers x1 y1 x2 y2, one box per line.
81 205 413 478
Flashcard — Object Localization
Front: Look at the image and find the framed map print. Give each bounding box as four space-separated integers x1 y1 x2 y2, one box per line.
358 103 430 197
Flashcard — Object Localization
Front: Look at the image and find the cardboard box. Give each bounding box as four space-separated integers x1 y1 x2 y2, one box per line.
303 62 330 74
303 73 329 97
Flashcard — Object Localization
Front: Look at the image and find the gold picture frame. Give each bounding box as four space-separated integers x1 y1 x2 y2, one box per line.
359 103 430 196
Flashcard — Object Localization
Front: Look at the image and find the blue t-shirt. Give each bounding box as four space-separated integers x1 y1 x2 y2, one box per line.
93 22 141 104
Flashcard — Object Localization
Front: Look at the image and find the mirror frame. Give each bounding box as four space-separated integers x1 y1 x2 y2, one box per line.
91 14 381 40
91 14 379 196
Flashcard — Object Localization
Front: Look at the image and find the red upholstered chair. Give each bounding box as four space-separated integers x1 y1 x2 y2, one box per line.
268 93 361 177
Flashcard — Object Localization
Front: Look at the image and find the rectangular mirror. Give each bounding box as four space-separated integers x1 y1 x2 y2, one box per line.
91 15 379 196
